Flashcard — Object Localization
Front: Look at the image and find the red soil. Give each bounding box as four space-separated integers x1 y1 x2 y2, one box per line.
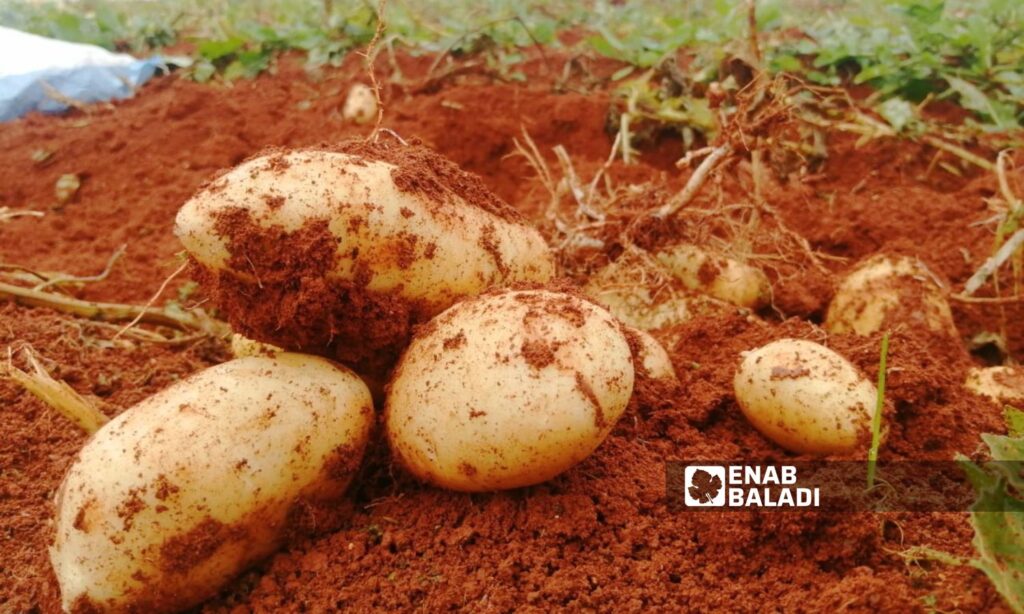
0 51 1019 612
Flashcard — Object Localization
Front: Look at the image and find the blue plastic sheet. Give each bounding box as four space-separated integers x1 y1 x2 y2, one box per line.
0 27 164 122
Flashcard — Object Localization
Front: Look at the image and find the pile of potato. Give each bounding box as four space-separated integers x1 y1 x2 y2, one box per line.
48 137 1014 613
49 141 658 612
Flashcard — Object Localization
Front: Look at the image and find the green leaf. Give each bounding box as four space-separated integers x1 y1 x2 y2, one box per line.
969 477 1024 613
877 98 916 133
198 37 245 61
611 66 636 81
1005 406 1024 438
946 76 1016 129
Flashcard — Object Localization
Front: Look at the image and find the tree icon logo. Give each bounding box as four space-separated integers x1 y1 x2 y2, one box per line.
684 466 726 507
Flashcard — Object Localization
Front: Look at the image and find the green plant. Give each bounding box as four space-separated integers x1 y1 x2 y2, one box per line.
867 332 890 489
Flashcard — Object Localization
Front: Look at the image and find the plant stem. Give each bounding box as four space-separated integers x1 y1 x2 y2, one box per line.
867 332 890 490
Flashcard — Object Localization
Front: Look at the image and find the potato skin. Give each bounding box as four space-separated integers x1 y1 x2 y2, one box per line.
50 354 373 613
385 290 635 492
175 147 555 366
733 339 877 455
229 332 282 358
965 366 1024 406
654 243 770 309
825 254 957 337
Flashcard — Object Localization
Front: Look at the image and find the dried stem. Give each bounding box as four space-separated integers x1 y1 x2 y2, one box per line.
113 262 189 339
655 144 733 218
33 244 126 292
4 348 108 434
0 279 224 334
363 0 388 141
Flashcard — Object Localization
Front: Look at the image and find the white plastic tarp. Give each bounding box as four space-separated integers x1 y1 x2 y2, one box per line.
0 26 163 121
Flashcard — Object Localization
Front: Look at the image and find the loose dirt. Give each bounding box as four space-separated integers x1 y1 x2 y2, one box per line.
0 50 1019 612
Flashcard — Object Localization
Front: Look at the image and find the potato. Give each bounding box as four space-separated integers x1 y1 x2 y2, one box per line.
50 354 373 613
341 83 378 125
385 289 634 491
825 254 957 337
654 243 770 309
965 366 1024 406
229 332 282 358
733 339 877 455
175 142 556 367
584 254 734 331
625 326 678 384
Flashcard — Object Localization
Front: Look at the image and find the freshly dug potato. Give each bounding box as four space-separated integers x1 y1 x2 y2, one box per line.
341 83 378 124
51 354 373 613
175 141 556 368
653 243 770 309
584 254 734 331
733 339 878 455
825 254 957 337
229 332 282 358
386 289 634 491
625 326 678 384
965 366 1024 406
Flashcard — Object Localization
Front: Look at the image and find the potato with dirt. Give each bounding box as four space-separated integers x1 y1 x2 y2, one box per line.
653 243 771 309
825 254 957 338
584 252 738 331
175 140 556 369
733 338 878 455
50 354 373 613
385 289 635 491
965 366 1024 407
625 326 678 385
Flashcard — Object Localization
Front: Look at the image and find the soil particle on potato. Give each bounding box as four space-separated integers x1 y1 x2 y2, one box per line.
521 338 558 369
574 371 607 429
332 138 523 223
159 518 239 574
442 331 466 350
194 207 421 370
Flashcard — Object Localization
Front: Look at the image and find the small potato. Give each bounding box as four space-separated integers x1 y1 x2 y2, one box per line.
229 332 282 358
584 254 734 331
965 366 1024 406
825 254 957 337
341 83 378 124
386 289 634 491
654 243 770 309
50 354 373 613
175 142 555 366
625 326 678 384
733 339 877 455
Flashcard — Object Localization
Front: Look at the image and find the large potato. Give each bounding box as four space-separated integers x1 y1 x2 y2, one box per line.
825 254 957 337
50 354 373 613
175 142 556 367
653 243 770 309
965 366 1024 406
733 339 878 455
385 289 634 491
